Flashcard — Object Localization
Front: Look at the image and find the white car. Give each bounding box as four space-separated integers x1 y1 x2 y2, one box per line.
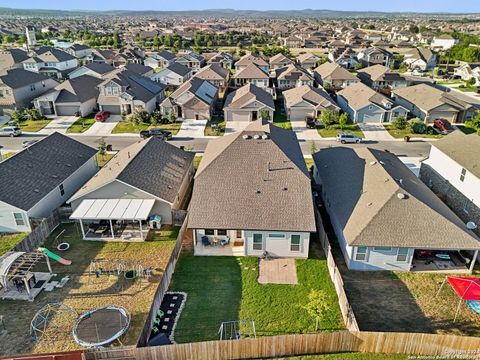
336 133 362 144
0 126 22 137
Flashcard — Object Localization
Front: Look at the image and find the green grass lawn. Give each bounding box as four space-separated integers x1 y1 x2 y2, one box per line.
456 125 479 135
273 103 292 130
66 116 95 133
16 119 51 132
112 121 181 134
204 117 225 136
96 153 115 167
169 241 344 343
0 232 27 256
193 155 202 169
384 125 443 139
316 124 363 138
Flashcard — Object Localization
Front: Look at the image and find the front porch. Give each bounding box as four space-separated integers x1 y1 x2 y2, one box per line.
411 249 478 274
193 229 245 256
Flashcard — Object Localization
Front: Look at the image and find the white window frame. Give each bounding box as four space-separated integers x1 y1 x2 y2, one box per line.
460 168 467 182
396 248 409 262
13 212 25 226
290 234 301 252
355 246 368 261
253 233 263 251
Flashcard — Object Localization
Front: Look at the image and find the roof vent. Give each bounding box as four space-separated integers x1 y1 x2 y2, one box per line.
65 163 72 167
253 134 260 140
256 190 261 194
370 161 377 166
167 185 173 189
467 222 477 230
33 189 40 193
51 175 58 179
367 202 373 206
283 187 288 191
379 161 385 165
397 193 406 200
262 134 269 140
242 135 251 140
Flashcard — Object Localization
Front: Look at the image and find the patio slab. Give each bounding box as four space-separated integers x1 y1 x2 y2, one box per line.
258 258 297 285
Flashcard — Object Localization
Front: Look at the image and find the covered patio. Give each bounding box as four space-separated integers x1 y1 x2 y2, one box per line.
70 199 157 241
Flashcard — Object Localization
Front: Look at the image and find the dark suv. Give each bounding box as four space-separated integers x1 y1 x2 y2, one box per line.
305 116 317 129
140 128 173 140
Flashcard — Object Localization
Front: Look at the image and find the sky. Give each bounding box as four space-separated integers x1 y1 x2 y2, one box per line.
1 0 480 13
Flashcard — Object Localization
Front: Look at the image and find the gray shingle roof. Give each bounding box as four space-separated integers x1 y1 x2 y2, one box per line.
0 133 97 211
0 68 56 89
224 83 274 110
52 75 102 103
313 147 480 249
167 62 191 77
188 121 315 232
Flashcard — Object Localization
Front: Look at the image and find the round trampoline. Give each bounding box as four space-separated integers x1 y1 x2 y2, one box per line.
124 270 138 279
72 305 130 347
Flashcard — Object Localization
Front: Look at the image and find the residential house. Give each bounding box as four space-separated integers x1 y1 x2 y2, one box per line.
0 49 30 71
0 69 58 115
223 83 274 122
69 138 195 240
86 49 116 65
233 63 270 89
206 52 234 69
150 62 192 87
175 51 205 74
357 65 407 94
283 85 339 121
337 82 408 123
282 35 304 49
296 53 322 72
188 121 316 257
97 69 166 115
431 35 458 50
403 48 437 72
328 47 359 70
312 146 480 272
392 84 476 123
68 62 115 80
269 53 293 70
454 62 480 85
235 53 269 73
275 64 314 90
112 46 145 67
34 75 102 117
66 44 92 60
22 46 78 79
0 133 98 233
420 131 480 237
357 47 394 68
193 63 230 93
314 62 360 91
124 63 154 77
144 50 176 69
160 77 218 120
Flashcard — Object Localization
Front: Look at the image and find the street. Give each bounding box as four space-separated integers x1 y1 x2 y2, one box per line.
0 133 432 158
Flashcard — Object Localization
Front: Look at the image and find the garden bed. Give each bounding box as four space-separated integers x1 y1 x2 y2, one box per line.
384 125 443 139
66 116 96 133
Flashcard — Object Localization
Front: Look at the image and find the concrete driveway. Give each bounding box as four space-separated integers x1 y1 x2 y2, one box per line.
82 115 122 136
224 121 251 134
358 123 394 141
290 120 322 141
37 116 78 134
176 119 208 138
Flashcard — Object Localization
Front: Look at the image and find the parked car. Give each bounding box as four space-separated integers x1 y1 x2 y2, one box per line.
433 118 454 134
336 133 361 144
140 128 173 140
0 126 22 137
22 140 38 147
95 111 110 122
305 116 317 129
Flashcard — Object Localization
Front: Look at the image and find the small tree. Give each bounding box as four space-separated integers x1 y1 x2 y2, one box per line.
392 116 408 130
259 109 270 122
310 140 318 155
129 110 149 125
151 111 162 126
97 137 107 162
338 113 348 130
23 108 41 121
302 289 330 331
320 110 338 128
9 110 23 123
408 118 427 134
168 109 177 124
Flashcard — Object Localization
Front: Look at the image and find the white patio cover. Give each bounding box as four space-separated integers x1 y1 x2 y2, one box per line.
70 199 155 221
0 252 25 287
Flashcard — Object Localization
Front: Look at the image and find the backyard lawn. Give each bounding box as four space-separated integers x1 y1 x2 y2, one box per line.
384 125 443 139
66 116 95 133
0 223 179 356
0 232 27 256
111 121 181 134
16 119 51 132
316 124 363 138
193 155 202 169
273 103 292 130
169 241 344 343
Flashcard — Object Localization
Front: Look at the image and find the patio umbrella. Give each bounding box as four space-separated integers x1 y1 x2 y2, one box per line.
436 276 480 321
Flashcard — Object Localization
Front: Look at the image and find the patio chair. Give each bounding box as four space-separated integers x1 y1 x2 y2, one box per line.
220 237 230 247
201 236 211 246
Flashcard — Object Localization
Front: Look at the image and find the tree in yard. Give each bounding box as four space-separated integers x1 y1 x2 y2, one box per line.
128 110 149 126
9 110 23 123
168 109 177 124
338 113 348 130
97 137 107 162
408 118 427 134
302 289 330 331
392 116 408 130
259 109 270 122
23 108 42 121
320 110 338 128
310 140 318 155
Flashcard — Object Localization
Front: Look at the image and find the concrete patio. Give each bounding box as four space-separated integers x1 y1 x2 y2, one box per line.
258 258 298 285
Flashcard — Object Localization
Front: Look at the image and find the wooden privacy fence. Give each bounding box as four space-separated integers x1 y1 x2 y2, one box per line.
314 207 359 332
14 209 61 252
136 216 189 347
85 331 480 360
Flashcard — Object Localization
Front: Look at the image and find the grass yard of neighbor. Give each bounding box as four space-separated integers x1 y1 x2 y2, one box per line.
96 152 115 167
193 155 202 169
169 241 344 344
204 117 225 136
16 119 51 132
456 124 479 135
273 103 292 130
0 232 27 256
317 124 364 138
112 121 181 134
384 125 443 139
0 223 179 356
66 116 95 133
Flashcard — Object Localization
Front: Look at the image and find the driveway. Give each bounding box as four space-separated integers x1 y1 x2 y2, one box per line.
82 115 122 136
357 123 394 141
176 119 208 138
290 120 322 141
37 116 78 134
224 121 251 134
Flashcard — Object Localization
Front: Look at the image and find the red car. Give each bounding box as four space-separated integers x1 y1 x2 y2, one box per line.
95 111 110 122
433 118 454 134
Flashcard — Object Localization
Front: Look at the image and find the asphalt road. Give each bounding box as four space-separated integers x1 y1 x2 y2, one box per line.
0 133 432 158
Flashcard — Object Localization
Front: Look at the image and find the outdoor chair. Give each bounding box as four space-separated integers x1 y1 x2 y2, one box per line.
220 237 230 247
201 236 211 246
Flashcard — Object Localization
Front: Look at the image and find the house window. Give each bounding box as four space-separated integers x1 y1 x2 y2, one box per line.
269 233 285 238
205 229 215 236
236 230 242 238
396 248 409 262
59 184 65 196
253 234 263 250
13 213 25 226
0 90 3 97
355 246 367 261
30 84 36 91
460 168 467 182
373 247 392 252
290 235 301 252
217 229 227 236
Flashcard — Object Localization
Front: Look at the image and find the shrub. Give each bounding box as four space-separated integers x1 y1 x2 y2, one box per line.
23 108 42 121
9 110 23 123
408 118 427 134
320 110 338 128
150 111 163 125
392 116 408 130
338 113 348 129
128 110 150 125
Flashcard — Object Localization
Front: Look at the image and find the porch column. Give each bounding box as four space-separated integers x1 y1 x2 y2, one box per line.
23 277 31 298
46 254 52 274
79 220 85 239
469 250 479 274
109 219 115 239
139 220 143 240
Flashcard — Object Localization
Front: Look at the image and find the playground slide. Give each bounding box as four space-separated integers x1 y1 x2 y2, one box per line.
38 247 72 265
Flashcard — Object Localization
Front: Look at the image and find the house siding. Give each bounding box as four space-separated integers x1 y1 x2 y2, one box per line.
0 202 31 233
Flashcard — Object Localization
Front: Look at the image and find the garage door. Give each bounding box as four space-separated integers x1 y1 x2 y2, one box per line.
228 111 251 122
101 105 122 114
55 105 80 116
427 111 457 123
290 109 313 121
362 112 384 123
